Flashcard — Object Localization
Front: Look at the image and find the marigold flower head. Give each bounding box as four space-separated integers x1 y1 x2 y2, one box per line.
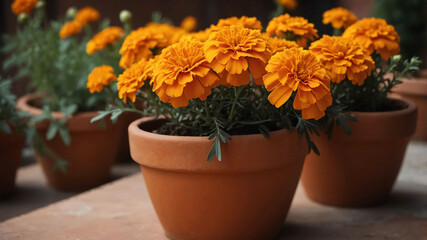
59 21 82 38
74 7 100 26
267 36 299 55
210 16 263 31
343 18 400 60
117 59 154 103
204 26 270 86
263 48 332 120
266 14 319 48
322 7 358 29
11 0 38 15
87 65 116 93
181 16 197 32
86 26 124 55
119 27 165 68
277 0 297 10
152 39 219 108
180 29 212 42
145 22 187 47
310 35 375 86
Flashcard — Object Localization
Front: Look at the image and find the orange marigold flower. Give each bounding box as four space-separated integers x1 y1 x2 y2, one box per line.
119 27 165 68
87 26 124 55
59 21 82 38
87 65 116 93
204 26 270 86
266 14 319 48
277 0 297 10
181 16 197 32
211 16 263 31
117 59 154 103
322 7 358 29
267 36 298 55
263 48 332 120
74 7 100 26
11 0 38 15
145 22 187 47
152 40 219 108
343 18 400 60
310 35 375 86
180 29 212 42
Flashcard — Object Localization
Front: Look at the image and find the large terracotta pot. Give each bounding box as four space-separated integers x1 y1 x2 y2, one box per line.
0 130 25 199
301 98 417 207
129 118 307 240
394 69 427 140
17 94 120 191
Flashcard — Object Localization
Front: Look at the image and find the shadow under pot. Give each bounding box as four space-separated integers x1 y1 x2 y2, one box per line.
128 118 307 240
16 94 120 192
301 98 417 207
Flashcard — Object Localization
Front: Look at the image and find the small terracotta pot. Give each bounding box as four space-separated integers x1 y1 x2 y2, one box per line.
301 98 417 207
17 94 119 191
0 130 25 199
129 118 307 240
394 69 427 140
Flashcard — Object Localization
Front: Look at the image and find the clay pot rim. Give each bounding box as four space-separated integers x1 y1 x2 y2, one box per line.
349 97 416 119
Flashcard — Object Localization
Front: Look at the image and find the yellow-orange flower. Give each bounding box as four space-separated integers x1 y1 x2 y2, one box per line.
310 35 375 85
11 0 38 15
87 65 116 93
266 14 319 48
119 27 165 68
263 48 332 120
322 7 358 29
86 26 124 55
117 59 154 103
152 40 219 108
180 29 212 42
181 16 197 32
204 26 270 86
59 21 82 38
343 18 400 60
145 22 187 47
267 36 299 55
277 0 297 10
211 16 263 31
74 7 100 26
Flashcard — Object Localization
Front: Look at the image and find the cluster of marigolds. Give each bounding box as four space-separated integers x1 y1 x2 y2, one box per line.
13 0 402 121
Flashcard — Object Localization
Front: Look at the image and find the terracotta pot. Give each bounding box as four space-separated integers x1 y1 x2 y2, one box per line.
114 112 140 162
301 98 417 207
129 118 307 240
17 94 120 191
394 69 427 140
0 130 25 199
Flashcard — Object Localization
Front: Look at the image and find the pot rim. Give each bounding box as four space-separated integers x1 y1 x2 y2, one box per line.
348 97 417 119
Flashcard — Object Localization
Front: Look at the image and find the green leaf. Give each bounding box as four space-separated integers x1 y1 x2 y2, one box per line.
90 111 110 123
52 158 69 174
58 126 71 146
111 109 123 123
206 137 222 162
0 121 12 134
46 123 58 140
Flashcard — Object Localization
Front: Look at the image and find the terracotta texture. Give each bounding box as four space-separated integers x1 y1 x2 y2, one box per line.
301 98 417 207
0 130 25 199
17 94 120 192
394 69 427 140
128 118 307 240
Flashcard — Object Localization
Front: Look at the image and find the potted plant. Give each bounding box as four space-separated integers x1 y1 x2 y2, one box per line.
94 13 345 239
301 12 421 207
3 1 132 191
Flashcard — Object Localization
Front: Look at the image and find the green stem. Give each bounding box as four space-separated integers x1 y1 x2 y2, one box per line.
227 86 245 122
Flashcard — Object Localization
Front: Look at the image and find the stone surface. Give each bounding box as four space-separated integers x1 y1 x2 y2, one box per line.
0 142 426 239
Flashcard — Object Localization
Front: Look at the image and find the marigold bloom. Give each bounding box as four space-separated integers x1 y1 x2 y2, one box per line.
322 7 358 29
181 16 197 32
152 40 219 108
266 14 319 48
310 35 375 86
277 0 297 10
180 29 211 42
343 18 400 60
119 27 165 68
145 22 187 47
117 59 154 103
263 48 332 120
87 65 116 93
86 26 124 55
59 21 82 38
74 7 100 26
204 26 270 86
211 16 263 31
267 36 298 55
11 0 38 15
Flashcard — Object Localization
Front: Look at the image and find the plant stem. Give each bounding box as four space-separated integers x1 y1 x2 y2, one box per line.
227 86 245 122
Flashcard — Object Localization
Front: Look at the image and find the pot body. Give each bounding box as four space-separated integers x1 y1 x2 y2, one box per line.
129 118 307 240
17 94 119 191
302 98 417 207
0 130 25 199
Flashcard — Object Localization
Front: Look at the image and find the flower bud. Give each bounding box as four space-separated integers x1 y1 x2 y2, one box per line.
36 0 45 9
66 7 77 19
120 10 132 24
391 54 402 63
17 13 28 24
